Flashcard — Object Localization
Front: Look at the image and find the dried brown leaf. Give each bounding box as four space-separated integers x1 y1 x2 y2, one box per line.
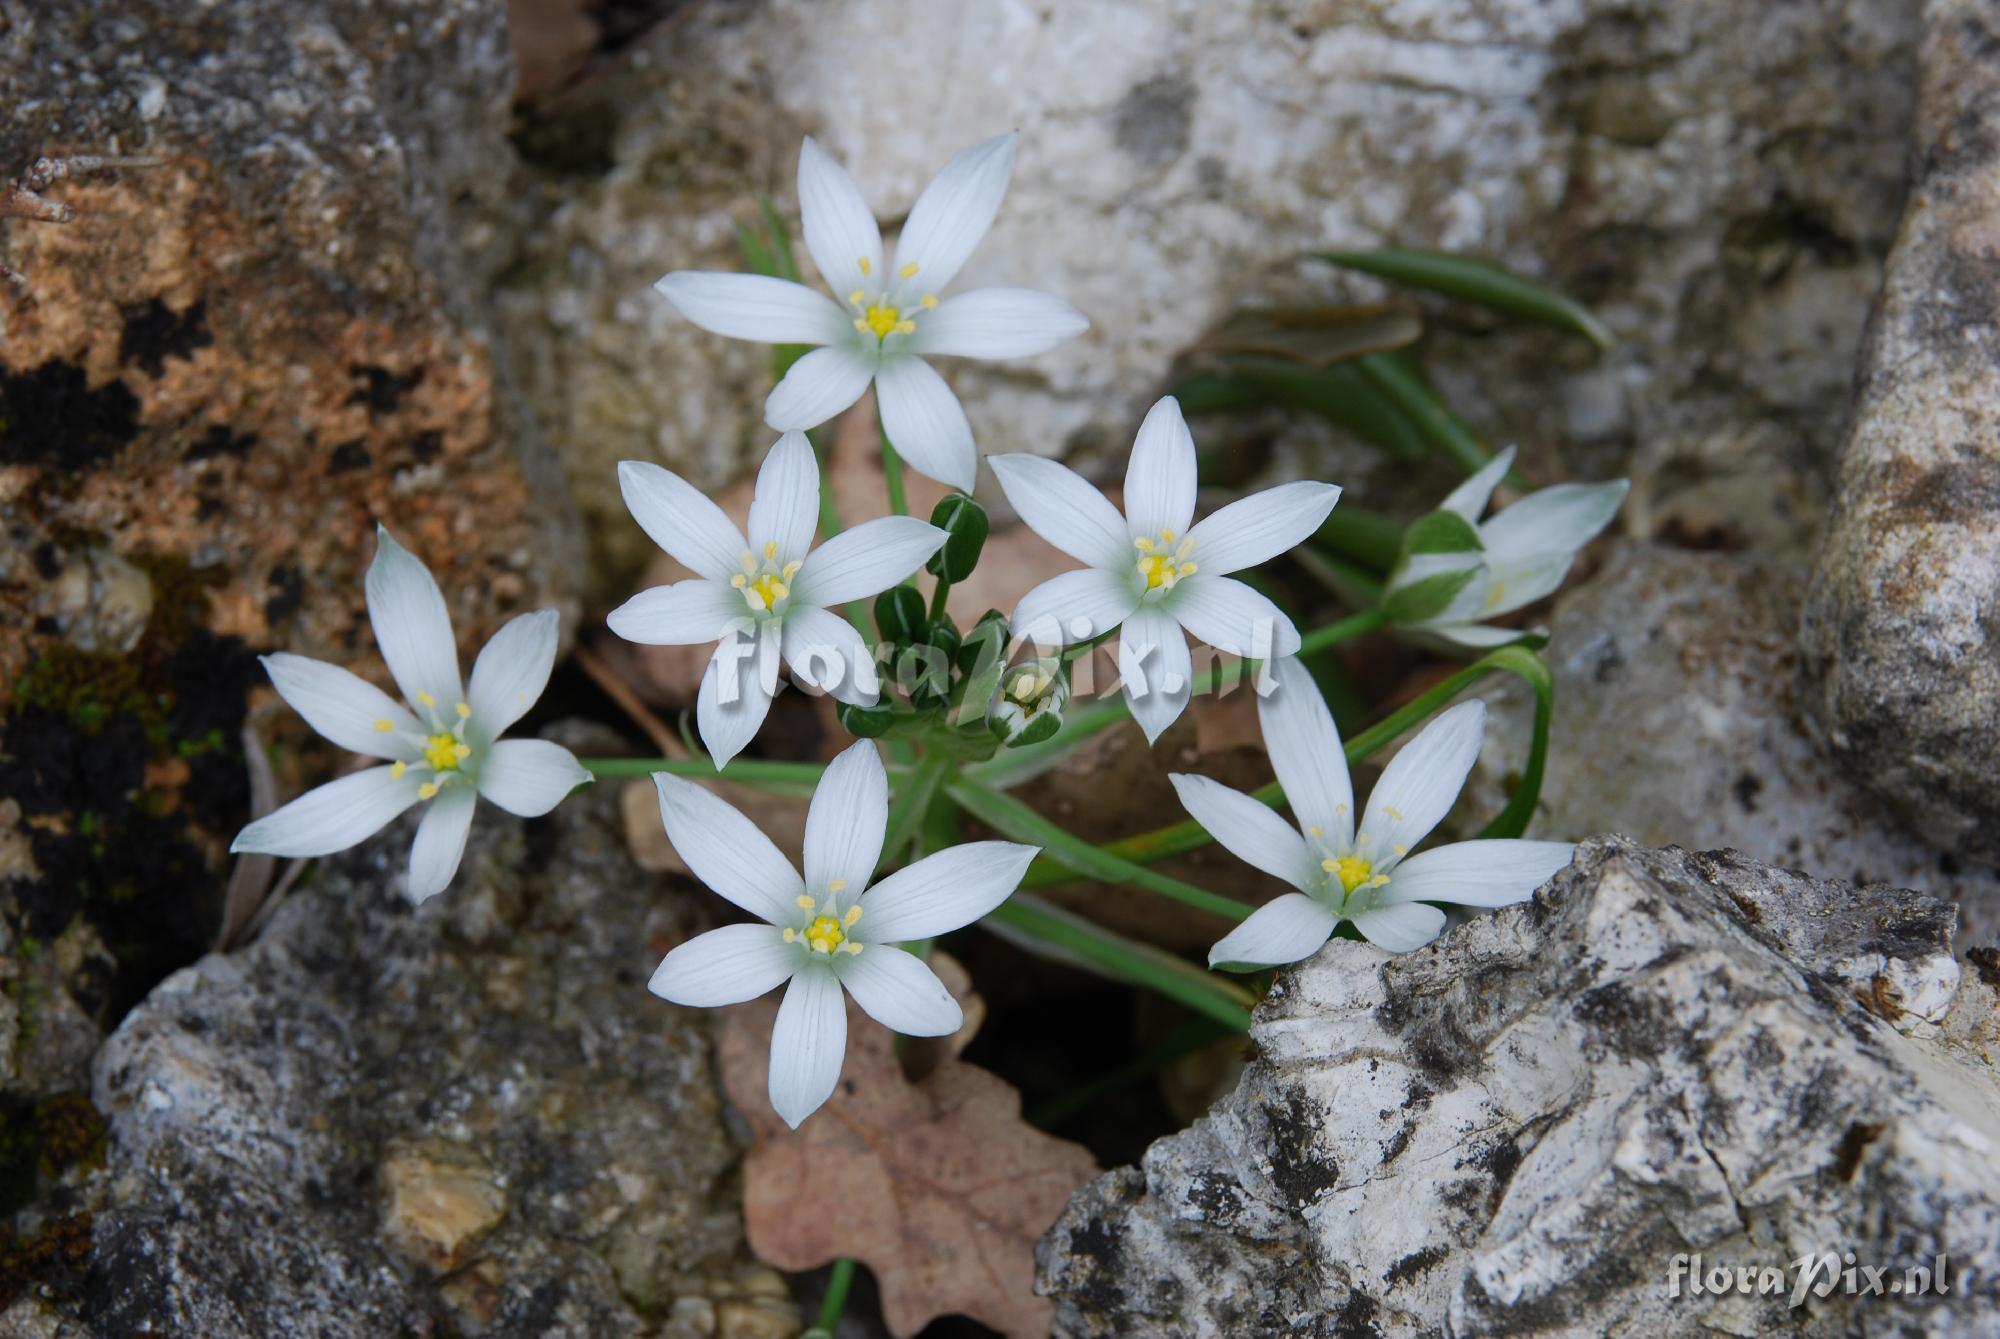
1186 301 1423 368
720 992 1097 1339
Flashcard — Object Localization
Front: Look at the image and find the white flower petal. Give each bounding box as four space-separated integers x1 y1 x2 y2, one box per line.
840 946 962 1036
910 287 1088 359
653 271 847 344
769 968 848 1128
654 770 805 923
406 786 476 904
987 453 1131 571
797 136 884 298
803 740 889 895
650 923 797 1007
696 628 781 769
1184 481 1342 576
617 460 749 584
873 355 976 491
1358 699 1487 868
608 581 748 647
365 527 463 710
782 605 880 706
261 653 419 759
1422 622 1537 650
1167 773 1312 890
889 132 1016 293
747 431 820 566
1439 446 1516 522
476 738 591 817
1479 479 1628 562
1258 655 1355 852
857 841 1037 942
1479 550 1577 618
231 765 422 858
1119 604 1192 744
1350 901 1447 953
1168 575 1302 658
1010 567 1141 649
1385 839 1575 908
763 344 876 432
792 515 945 609
1206 892 1338 969
1124 396 1197 540
466 609 558 739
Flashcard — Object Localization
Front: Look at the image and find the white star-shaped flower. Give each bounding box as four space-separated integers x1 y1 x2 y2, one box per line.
608 432 945 768
232 528 591 903
654 133 1089 491
1387 446 1629 648
988 395 1342 743
1180 655 1573 966
648 741 1038 1127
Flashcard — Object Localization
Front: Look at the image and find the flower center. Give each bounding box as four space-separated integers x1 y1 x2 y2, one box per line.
1325 854 1375 895
783 883 865 958
377 692 477 800
730 541 803 616
1134 530 1197 593
1005 665 1054 707
846 259 938 346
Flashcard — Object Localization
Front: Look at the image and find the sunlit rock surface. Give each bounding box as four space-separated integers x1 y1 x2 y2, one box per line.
46 756 776 1337
498 0 1915 586
1038 837 2000 1337
1802 0 2000 862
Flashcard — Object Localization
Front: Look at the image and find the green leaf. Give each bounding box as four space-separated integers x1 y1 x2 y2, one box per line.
1228 358 1429 460
1381 565 1481 625
1401 509 1484 556
1187 302 1422 368
1472 645 1553 840
1353 352 1493 475
1322 247 1614 349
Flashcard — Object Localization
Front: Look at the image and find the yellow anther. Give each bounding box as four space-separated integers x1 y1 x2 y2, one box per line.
844 941 863 955
1308 825 1323 838
921 294 938 309
783 927 797 943
848 290 866 305
731 573 748 589
744 573 788 611
1178 562 1198 577
416 692 436 708
453 743 472 762
861 302 902 339
899 261 919 278
828 878 848 893
1160 529 1175 543
374 718 394 733
418 781 440 800
893 319 916 335
763 540 778 560
1392 843 1408 857
423 733 463 771
739 550 759 574
1335 804 1349 815
804 914 847 955
391 761 408 779
843 905 863 927
858 256 873 275
1384 806 1405 821
782 560 803 580
1134 536 1154 552
796 895 818 910
455 702 471 720
1325 854 1374 895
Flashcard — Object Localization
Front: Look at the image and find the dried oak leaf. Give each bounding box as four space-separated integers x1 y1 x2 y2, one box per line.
720 991 1097 1338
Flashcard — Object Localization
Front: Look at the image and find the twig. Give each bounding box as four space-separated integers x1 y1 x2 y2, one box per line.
574 640 683 758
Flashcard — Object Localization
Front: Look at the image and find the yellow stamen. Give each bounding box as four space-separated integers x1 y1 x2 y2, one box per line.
1134 529 1197 592
1392 843 1408 857
804 914 847 955
731 573 748 589
391 761 407 779
745 573 787 611
1323 854 1375 895
921 294 938 309
1384 806 1405 821
373 718 394 733
849 290 866 305
783 928 797 943
455 702 471 720
416 692 436 708
423 733 463 771
899 261 919 278
453 743 472 762
418 781 440 801
843 905 863 927
858 256 872 275
844 941 863 955
828 878 848 893
763 540 778 561
796 895 818 910
1308 824 1323 838
861 302 902 339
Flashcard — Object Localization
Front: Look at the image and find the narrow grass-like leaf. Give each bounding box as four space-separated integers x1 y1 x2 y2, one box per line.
1323 247 1614 349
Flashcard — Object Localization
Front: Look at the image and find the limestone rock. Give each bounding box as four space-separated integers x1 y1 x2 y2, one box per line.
1801 0 2000 861
499 0 1915 585
1456 543 2000 943
1037 837 2000 1337
49 757 767 1337
0 0 581 1018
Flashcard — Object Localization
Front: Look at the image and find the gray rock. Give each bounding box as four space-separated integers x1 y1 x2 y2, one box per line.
1455 543 2000 944
1037 837 2000 1337
57 766 775 1338
1801 0 2000 861
499 0 1915 586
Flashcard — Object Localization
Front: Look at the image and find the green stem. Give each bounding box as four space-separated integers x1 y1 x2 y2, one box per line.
813 1257 856 1336
928 576 952 623
881 749 952 867
1355 352 1492 476
579 756 834 793
983 895 1254 1032
948 777 1251 922
881 429 907 516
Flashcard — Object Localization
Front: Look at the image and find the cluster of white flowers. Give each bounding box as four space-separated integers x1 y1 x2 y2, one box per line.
235 131 1620 1128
